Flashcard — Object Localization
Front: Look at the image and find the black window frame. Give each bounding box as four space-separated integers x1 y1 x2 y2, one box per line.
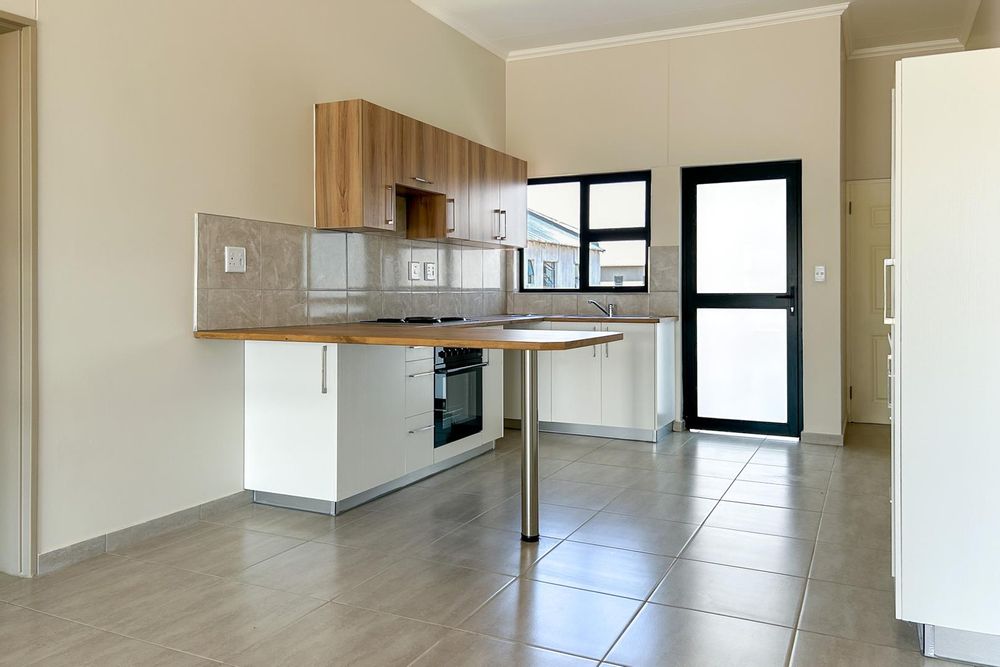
519 170 652 293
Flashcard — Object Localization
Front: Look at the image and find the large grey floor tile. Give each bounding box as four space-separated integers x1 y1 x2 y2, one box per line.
569 512 699 556
4 555 217 632
607 603 792 667
602 432 689 455
461 579 640 660
525 540 673 599
580 448 674 471
551 461 645 487
472 496 596 539
750 449 836 470
369 489 502 524
705 501 821 540
108 521 220 559
738 463 832 489
653 455 745 479
828 470 891 497
810 540 893 591
823 490 891 516
238 541 399 600
448 468 524 502
626 470 732 499
676 437 760 462
603 488 716 524
116 578 324 662
650 558 804 627
681 526 814 576
411 631 597 666
799 579 919 650
314 509 463 553
130 524 303 577
539 479 623 510
333 557 512 626
723 480 827 511
0 602 213 666
417 524 558 576
790 631 948 666
817 507 891 552
207 503 368 540
231 602 450 667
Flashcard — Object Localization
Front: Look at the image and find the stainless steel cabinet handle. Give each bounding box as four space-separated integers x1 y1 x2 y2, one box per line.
321 345 328 394
384 185 394 227
447 198 456 233
408 346 429 350
412 176 434 185
408 370 434 378
605 343 609 358
592 345 596 357
883 258 895 325
501 210 508 240
493 209 503 240
408 424 434 434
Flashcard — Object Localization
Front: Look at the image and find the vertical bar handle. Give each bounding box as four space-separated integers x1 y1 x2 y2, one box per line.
493 209 503 240
883 258 895 325
384 186 394 227
446 198 456 233
321 345 328 394
501 210 508 240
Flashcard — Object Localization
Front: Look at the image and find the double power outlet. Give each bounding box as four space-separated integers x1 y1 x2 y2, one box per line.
409 261 436 282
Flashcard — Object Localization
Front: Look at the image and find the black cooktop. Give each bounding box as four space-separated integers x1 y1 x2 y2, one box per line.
362 316 469 324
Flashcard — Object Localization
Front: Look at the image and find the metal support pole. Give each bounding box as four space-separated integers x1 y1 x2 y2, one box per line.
520 349 540 541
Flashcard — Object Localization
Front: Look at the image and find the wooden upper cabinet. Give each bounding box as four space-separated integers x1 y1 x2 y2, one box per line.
315 100 399 231
500 154 528 248
315 99 525 247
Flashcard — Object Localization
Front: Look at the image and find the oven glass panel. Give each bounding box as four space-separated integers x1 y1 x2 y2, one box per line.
434 350 484 448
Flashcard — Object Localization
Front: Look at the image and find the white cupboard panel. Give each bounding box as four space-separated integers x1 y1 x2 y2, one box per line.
245 342 338 501
503 322 551 421
404 413 435 473
550 322 602 426
601 323 655 430
405 358 434 417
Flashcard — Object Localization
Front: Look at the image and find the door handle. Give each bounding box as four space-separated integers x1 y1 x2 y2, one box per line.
446 198 456 233
501 210 508 240
883 258 895 325
412 176 434 185
493 209 503 240
321 345 328 394
775 286 796 315
407 370 434 378
408 424 434 434
384 185 394 227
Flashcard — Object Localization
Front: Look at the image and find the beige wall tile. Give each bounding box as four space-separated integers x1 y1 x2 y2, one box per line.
307 291 348 324
381 291 411 319
380 236 412 291
649 245 679 292
607 293 650 316
347 233 382 291
512 292 552 315
462 246 484 290
197 289 261 330
461 292 484 317
439 244 462 290
309 231 347 290
484 249 505 290
260 222 307 290
650 292 679 317
551 294 578 315
439 292 463 317
261 290 307 327
410 241 438 292
203 215 262 290
347 291 382 321
410 292 438 315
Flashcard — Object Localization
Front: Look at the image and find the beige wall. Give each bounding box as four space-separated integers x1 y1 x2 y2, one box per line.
508 16 845 438
32 0 504 554
968 0 1000 50
0 1 35 20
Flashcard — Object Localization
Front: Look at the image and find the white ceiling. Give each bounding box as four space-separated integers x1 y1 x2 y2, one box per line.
410 0 984 60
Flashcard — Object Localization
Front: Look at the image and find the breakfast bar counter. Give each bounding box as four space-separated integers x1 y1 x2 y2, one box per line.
195 322 624 542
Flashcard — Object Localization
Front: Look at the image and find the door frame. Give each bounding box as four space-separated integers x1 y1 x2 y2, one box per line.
0 9 37 577
845 178 891 424
680 160 803 437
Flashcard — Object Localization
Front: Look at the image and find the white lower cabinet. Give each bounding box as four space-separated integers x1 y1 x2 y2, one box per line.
504 320 676 441
503 322 552 421
244 339 503 510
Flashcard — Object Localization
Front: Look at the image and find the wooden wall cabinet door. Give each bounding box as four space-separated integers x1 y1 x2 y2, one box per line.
401 116 446 194
468 142 502 244
315 100 399 231
500 155 528 248
444 134 470 240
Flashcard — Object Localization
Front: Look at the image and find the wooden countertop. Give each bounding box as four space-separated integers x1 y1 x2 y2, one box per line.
194 322 623 351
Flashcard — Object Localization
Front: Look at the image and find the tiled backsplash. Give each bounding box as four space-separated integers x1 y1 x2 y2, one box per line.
195 214 507 330
504 245 680 317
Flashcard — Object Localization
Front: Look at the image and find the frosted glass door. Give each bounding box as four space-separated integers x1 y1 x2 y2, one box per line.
681 161 801 437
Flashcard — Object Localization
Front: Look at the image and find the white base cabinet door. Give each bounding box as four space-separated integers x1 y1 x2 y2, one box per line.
503 322 552 421
600 323 655 430
550 322 602 426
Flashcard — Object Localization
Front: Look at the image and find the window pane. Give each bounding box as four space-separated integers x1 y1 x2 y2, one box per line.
588 240 647 288
589 181 646 229
697 308 787 423
696 179 787 293
524 181 580 289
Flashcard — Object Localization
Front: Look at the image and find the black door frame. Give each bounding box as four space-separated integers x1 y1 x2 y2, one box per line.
681 160 803 437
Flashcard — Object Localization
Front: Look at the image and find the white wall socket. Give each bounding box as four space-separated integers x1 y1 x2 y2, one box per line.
814 265 826 282
408 261 422 281
423 262 437 281
224 246 246 273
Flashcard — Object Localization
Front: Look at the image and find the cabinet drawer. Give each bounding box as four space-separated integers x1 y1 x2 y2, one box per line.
405 345 435 362
405 358 435 416
404 413 435 473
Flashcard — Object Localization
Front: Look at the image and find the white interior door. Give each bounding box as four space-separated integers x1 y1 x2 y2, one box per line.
847 179 891 425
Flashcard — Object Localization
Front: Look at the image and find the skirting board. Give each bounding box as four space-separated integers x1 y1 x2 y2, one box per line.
502 419 672 443
800 430 844 446
35 490 251 576
922 624 1000 666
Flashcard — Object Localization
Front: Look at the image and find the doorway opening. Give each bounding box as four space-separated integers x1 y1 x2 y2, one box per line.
681 160 803 438
0 9 36 577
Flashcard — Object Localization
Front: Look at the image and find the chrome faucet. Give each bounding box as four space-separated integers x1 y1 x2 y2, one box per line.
587 299 615 317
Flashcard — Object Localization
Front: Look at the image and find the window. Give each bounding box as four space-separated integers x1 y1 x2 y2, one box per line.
543 261 557 288
520 171 650 292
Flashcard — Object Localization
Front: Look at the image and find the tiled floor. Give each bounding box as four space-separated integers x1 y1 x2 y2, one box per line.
0 424 958 666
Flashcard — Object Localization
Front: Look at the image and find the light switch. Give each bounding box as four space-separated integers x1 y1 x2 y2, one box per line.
408 262 422 281
423 262 437 281
224 246 246 273
814 265 826 283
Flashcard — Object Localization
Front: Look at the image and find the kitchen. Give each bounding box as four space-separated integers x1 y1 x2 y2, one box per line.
1 0 999 665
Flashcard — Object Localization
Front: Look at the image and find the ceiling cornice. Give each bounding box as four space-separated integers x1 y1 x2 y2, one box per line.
848 37 964 60
505 2 850 62
959 0 983 45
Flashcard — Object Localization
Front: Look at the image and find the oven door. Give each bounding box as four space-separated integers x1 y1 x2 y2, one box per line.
434 358 486 448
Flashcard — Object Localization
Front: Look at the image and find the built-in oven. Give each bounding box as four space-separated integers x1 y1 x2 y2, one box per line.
434 347 486 448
